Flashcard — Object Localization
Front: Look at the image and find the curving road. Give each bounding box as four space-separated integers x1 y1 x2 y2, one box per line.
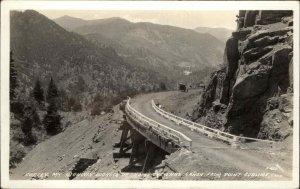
131 92 292 180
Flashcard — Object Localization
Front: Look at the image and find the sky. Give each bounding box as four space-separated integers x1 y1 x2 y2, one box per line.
38 10 238 30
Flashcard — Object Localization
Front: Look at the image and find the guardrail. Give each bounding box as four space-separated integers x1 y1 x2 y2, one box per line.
125 98 192 150
151 99 275 147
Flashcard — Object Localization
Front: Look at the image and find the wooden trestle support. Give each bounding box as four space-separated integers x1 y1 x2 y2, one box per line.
114 121 160 173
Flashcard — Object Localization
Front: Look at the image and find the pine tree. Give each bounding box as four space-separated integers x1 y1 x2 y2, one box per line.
159 82 167 91
10 51 18 100
33 79 44 104
57 88 68 111
46 77 59 103
43 100 62 135
21 105 38 146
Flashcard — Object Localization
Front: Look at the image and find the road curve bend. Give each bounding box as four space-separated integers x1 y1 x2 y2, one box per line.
130 92 292 180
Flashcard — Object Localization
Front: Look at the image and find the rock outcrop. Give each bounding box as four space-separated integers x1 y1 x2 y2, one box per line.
193 10 293 140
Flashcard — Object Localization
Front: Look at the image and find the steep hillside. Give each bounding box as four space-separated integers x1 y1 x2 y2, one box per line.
54 16 224 80
192 10 293 140
10 10 167 101
194 27 233 44
10 104 126 180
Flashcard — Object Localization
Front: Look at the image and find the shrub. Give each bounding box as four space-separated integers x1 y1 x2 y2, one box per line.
43 101 62 135
21 105 40 146
91 102 102 116
9 143 26 168
159 82 167 91
33 79 44 104
72 102 82 112
10 101 24 117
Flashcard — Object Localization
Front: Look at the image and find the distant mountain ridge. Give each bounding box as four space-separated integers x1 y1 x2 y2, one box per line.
194 26 233 44
54 16 224 81
54 16 131 31
10 10 167 101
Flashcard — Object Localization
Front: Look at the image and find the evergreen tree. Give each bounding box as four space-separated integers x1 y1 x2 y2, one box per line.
33 79 44 104
43 100 62 135
68 97 76 110
159 82 167 91
10 51 18 100
46 77 59 103
72 100 82 112
21 105 38 146
57 88 68 111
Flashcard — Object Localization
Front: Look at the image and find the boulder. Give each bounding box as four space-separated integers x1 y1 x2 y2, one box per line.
219 36 240 105
266 97 279 110
243 11 259 28
288 112 293 126
238 39 249 54
232 29 252 40
224 37 239 77
212 100 221 112
281 16 293 26
241 27 291 55
271 47 293 92
248 27 292 43
289 56 293 89
272 47 292 69
278 94 293 113
237 11 247 29
243 46 273 63
239 10 246 18
256 11 293 25
258 53 273 65
232 70 269 100
258 109 291 140
253 36 279 47
195 72 219 117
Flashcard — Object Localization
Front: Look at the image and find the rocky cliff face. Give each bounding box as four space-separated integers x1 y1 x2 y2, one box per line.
193 10 293 140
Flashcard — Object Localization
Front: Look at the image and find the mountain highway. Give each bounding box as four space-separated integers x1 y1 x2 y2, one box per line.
130 92 292 180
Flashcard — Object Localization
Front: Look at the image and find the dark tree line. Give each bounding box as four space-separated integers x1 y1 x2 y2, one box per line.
10 51 18 100
46 78 59 103
43 77 62 135
33 79 44 104
43 100 62 135
21 105 40 145
10 51 64 142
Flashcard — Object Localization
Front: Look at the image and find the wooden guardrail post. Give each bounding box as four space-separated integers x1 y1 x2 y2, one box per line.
189 140 192 151
231 136 240 148
270 141 275 149
190 126 194 132
128 98 193 153
207 132 213 138
152 99 276 147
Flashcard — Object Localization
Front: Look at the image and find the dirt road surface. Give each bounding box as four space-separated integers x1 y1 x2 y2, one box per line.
131 91 293 180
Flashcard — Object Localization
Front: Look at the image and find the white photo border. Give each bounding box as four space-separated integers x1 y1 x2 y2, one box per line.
1 1 299 189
